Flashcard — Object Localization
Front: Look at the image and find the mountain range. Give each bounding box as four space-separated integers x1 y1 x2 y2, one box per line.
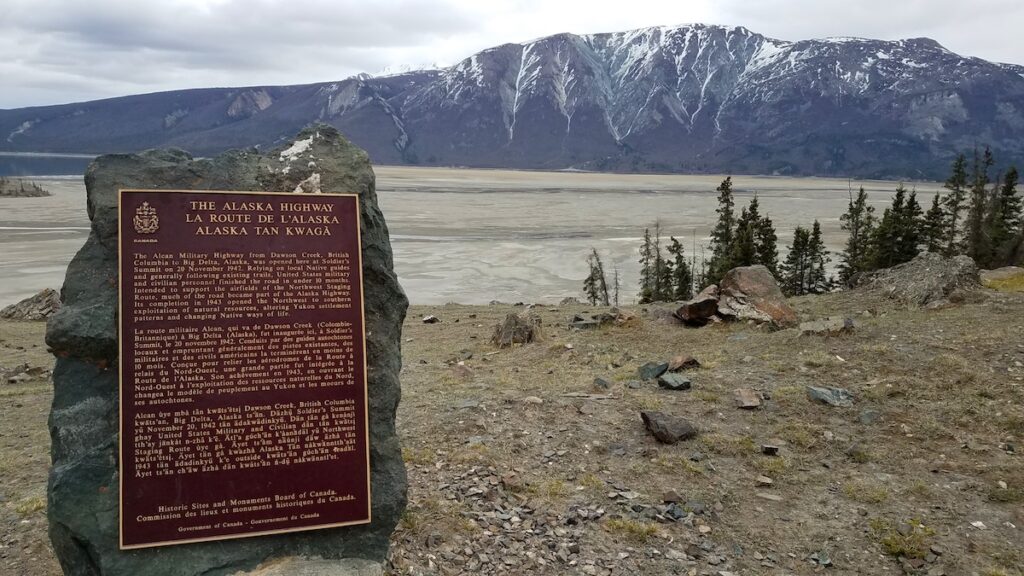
3 24 1024 179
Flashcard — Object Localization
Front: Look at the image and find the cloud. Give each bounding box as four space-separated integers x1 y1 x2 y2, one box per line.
0 0 1022 109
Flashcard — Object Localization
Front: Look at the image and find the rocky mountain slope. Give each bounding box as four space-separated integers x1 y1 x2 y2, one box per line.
3 24 1024 178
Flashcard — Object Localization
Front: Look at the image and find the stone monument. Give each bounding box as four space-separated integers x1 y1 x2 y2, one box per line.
45 125 408 575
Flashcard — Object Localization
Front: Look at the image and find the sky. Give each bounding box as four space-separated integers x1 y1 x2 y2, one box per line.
2 0 1023 109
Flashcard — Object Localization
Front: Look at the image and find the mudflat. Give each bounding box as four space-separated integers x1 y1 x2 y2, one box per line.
0 167 944 306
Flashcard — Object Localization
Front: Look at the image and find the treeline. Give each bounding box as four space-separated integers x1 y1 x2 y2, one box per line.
581 147 1022 304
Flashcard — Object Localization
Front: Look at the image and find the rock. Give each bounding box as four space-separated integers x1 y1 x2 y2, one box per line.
761 444 780 456
756 492 783 502
522 396 544 405
593 376 612 389
640 411 698 444
733 388 762 409
662 489 683 503
799 317 855 336
233 557 384 576
807 386 854 407
569 319 601 330
657 373 692 391
673 296 719 326
422 315 441 324
667 355 701 372
716 265 799 328
45 126 408 574
638 361 669 381
491 313 543 347
0 288 61 321
859 252 980 307
756 475 773 487
981 265 1024 285
559 296 581 305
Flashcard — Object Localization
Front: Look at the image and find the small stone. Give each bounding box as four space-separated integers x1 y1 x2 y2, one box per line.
799 317 855 337
657 373 692 391
523 396 543 405
662 489 683 503
626 380 642 389
423 315 441 324
638 362 670 381
756 475 773 487
756 492 783 502
929 544 945 556
593 376 612 389
761 444 780 456
970 521 986 529
806 385 854 407
698 524 712 534
640 411 698 444
668 355 701 372
733 388 762 409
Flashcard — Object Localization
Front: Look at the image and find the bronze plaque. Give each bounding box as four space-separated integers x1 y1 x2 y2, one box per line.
117 189 370 549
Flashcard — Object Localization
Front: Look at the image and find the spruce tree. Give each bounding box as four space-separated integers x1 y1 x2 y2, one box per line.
756 213 780 277
583 249 610 306
992 167 1022 265
921 192 946 253
838 187 876 286
707 177 736 284
965 147 995 262
899 189 923 263
729 213 757 268
780 226 811 296
638 228 654 303
942 153 968 256
667 237 693 300
807 220 830 293
612 266 621 307
651 222 673 301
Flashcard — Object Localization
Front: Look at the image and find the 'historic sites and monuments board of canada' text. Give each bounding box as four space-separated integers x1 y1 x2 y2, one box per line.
118 189 370 549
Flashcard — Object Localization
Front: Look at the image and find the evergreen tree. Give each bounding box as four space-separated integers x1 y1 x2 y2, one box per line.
756 213 780 277
807 220 830 293
612 266 621 307
729 213 757 267
723 195 779 277
638 228 654 303
965 147 995 262
992 167 1022 265
870 183 922 270
780 226 811 296
921 192 946 253
651 222 673 301
838 186 876 286
667 237 693 300
582 249 610 306
942 153 968 255
899 189 923 263
707 177 736 284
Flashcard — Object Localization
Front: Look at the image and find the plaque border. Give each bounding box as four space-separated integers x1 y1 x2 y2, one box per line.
117 188 372 549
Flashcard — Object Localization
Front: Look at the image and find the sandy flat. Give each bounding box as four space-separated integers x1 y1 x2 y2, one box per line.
0 169 944 306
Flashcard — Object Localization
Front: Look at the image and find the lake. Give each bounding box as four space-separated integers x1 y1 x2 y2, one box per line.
0 165 945 306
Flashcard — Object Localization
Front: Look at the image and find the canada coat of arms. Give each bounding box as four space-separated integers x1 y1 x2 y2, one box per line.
133 201 159 234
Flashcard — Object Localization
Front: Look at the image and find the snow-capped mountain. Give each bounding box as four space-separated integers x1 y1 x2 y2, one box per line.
3 24 1023 178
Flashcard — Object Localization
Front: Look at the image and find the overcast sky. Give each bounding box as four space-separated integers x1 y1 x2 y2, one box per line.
2 0 1023 109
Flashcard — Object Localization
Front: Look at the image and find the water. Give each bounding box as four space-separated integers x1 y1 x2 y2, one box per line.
0 166 945 306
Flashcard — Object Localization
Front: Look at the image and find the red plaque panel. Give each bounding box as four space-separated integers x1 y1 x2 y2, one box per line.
118 189 370 549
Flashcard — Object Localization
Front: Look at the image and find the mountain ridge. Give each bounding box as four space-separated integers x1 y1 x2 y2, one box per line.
2 23 1024 179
